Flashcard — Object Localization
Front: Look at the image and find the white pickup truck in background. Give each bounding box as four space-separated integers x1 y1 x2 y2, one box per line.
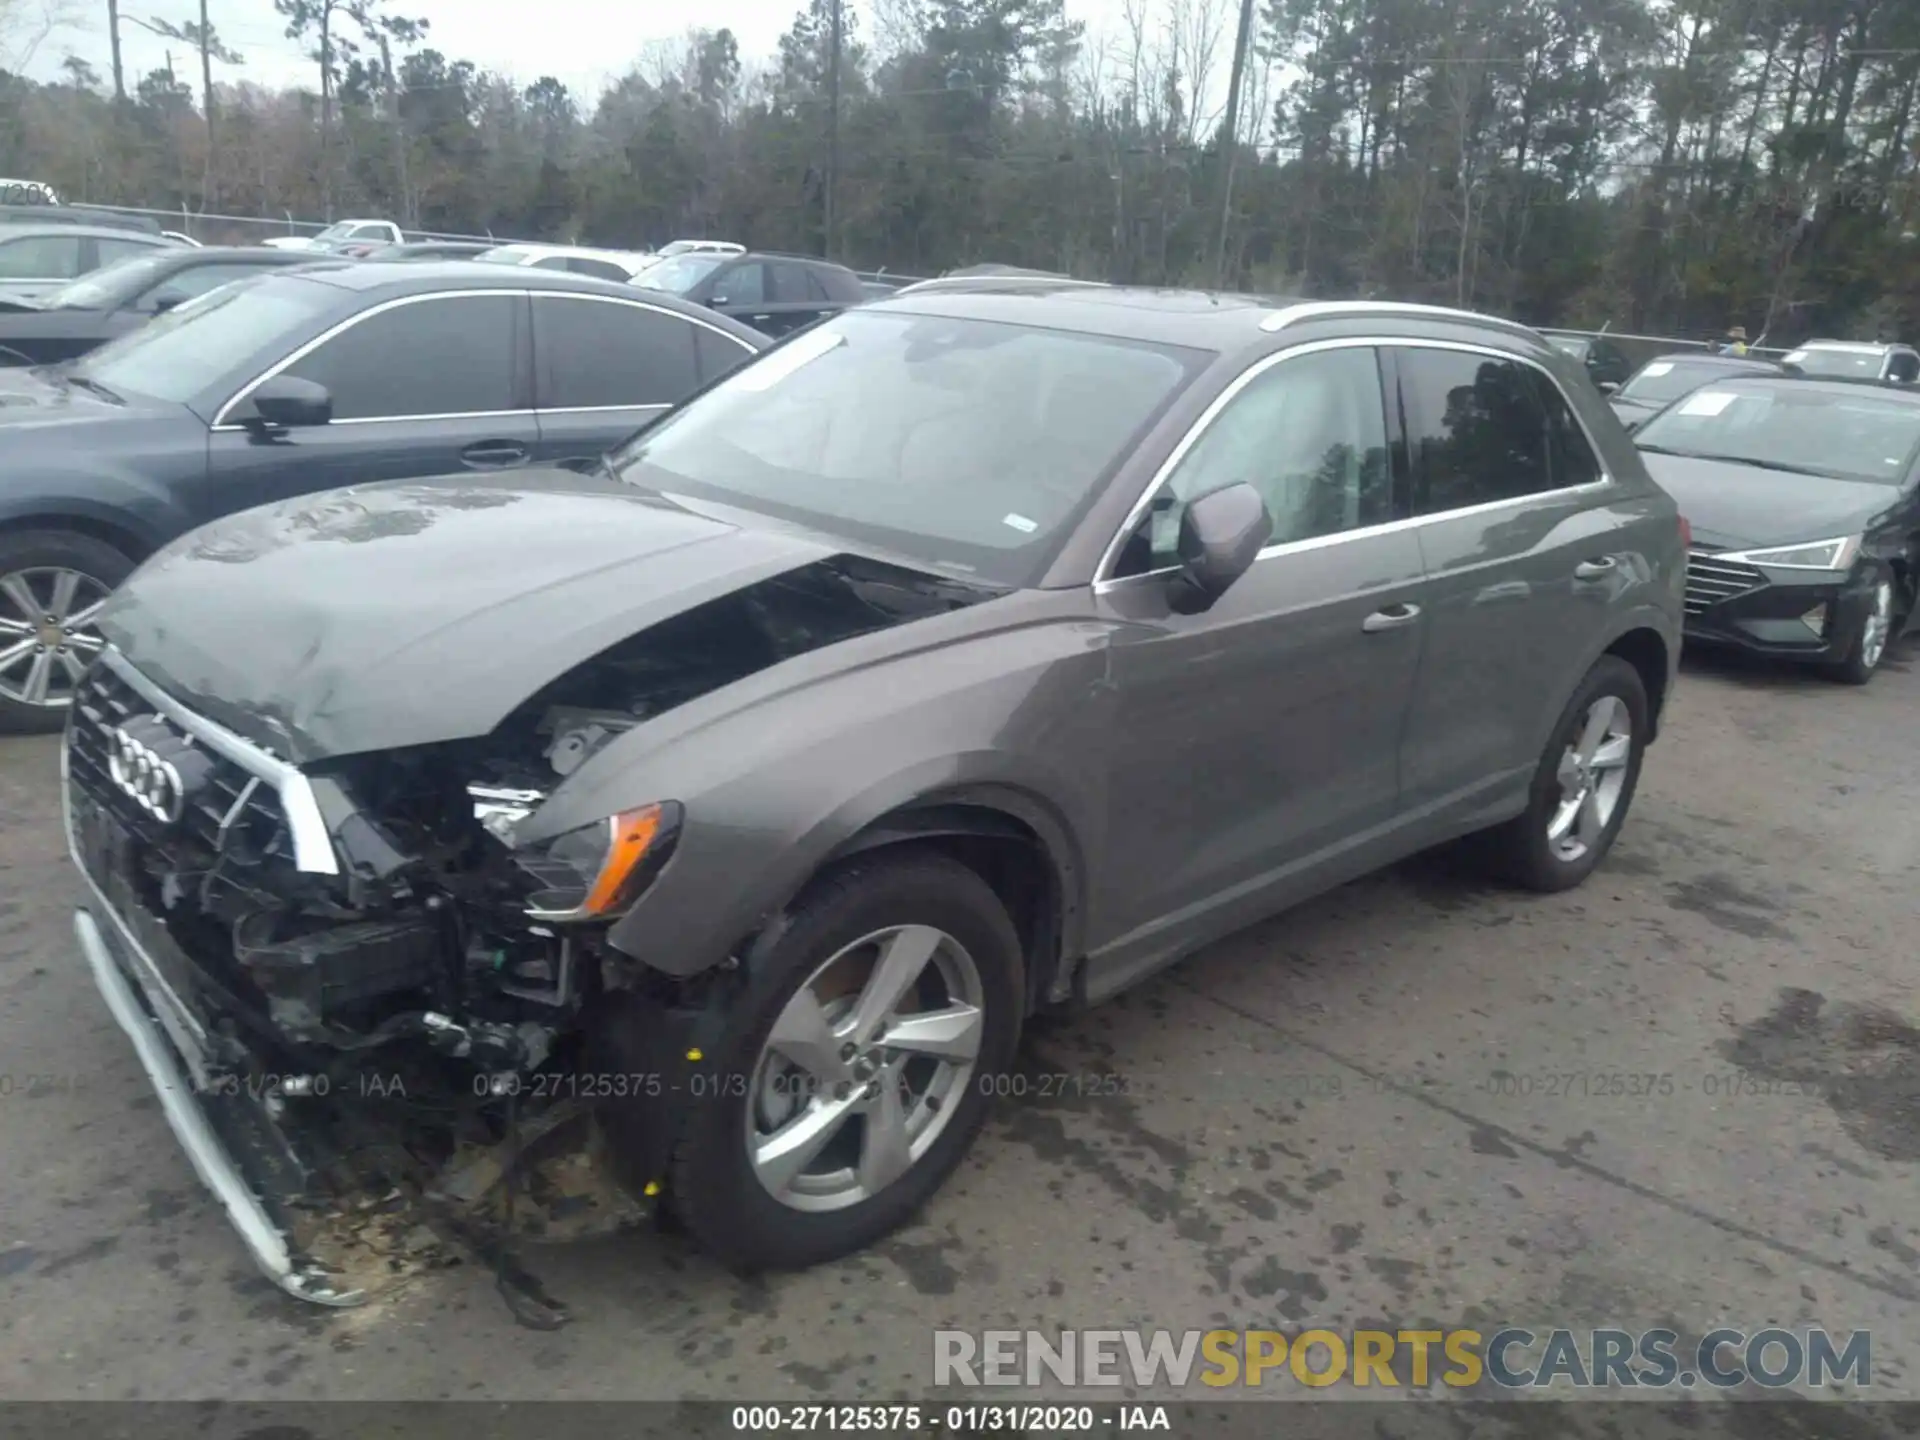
263 218 404 254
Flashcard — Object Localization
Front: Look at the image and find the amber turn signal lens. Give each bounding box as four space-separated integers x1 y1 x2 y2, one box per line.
582 804 670 916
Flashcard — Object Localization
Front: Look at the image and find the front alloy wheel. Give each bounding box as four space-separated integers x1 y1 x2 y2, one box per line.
0 530 133 733
666 850 1021 1271
748 924 985 1212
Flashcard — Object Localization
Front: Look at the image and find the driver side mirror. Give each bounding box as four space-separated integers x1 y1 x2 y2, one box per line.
1597 380 1620 394
1167 482 1272 615
247 375 333 429
149 290 188 314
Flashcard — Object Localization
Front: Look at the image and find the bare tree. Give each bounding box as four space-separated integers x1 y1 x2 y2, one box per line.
1 0 84 76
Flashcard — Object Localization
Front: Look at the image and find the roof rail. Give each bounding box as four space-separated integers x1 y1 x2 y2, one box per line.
1260 300 1542 339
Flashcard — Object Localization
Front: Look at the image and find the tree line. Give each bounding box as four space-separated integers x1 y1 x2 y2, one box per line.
3 0 1918 342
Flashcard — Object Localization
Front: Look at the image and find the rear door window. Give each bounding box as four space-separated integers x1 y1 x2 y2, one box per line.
0 233 84 279
1397 347 1555 514
533 294 702 409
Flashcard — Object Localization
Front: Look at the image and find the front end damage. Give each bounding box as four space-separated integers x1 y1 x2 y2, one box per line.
64 552 998 1313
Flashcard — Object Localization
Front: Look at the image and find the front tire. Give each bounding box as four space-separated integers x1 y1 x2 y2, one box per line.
1481 654 1649 893
668 850 1023 1272
1826 567 1895 686
0 529 133 734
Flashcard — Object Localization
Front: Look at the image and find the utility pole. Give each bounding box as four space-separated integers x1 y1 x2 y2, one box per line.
825 0 842 260
377 31 412 229
199 0 216 203
107 0 126 101
1213 0 1256 288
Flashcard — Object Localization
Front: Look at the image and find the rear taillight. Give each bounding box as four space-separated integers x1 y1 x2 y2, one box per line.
1678 514 1691 549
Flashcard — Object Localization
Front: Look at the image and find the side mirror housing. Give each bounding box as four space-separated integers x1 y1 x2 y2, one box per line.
149 291 187 314
1167 482 1272 615
1597 379 1620 394
247 375 333 429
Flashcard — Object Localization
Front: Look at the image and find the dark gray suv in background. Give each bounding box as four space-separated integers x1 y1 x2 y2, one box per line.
64 288 1684 1303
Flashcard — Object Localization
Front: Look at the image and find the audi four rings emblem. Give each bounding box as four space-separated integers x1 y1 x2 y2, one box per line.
107 722 192 824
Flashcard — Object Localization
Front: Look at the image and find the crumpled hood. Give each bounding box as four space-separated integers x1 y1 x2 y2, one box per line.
1640 451 1895 550
99 471 843 760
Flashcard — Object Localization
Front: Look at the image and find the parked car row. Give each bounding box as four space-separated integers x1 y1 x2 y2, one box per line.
45 285 1691 1304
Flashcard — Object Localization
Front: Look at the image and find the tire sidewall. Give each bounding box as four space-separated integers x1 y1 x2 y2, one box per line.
1831 564 1894 685
669 852 1023 1270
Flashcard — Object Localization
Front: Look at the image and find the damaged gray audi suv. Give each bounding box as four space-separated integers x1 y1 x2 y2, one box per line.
64 286 1685 1303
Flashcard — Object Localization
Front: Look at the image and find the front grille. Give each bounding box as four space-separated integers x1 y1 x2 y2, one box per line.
1683 548 1766 616
68 663 292 865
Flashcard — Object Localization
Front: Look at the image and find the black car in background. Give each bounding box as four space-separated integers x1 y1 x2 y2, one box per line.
0 246 314 366
0 260 765 730
0 224 180 303
1608 352 1780 430
1544 332 1634 392
635 249 866 337
1636 375 1920 684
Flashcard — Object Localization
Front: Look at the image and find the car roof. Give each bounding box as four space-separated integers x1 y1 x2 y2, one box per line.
0 223 176 242
1703 372 1920 404
272 258 764 333
739 251 859 272
1643 351 1777 368
1794 339 1902 354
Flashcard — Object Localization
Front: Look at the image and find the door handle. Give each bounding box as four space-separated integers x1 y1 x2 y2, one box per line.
1573 557 1617 581
460 440 529 470
1362 603 1422 633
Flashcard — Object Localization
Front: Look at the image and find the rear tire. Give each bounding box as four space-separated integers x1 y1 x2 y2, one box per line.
0 529 134 734
667 850 1023 1272
1480 654 1649 893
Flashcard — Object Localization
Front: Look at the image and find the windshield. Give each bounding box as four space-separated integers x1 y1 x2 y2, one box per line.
1635 382 1920 484
634 254 725 292
612 309 1204 586
1546 335 1586 357
1783 346 1884 378
30 252 172 310
72 273 336 405
1619 360 1740 405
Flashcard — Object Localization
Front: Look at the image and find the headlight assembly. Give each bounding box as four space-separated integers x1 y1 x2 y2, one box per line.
467 784 682 922
1718 535 1861 571
512 802 682 922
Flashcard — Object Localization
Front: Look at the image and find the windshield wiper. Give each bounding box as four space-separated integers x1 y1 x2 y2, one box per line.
1633 443 1703 458
1725 456 1834 479
62 373 124 404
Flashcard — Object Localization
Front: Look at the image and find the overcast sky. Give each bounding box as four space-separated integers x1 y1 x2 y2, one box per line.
23 0 1180 114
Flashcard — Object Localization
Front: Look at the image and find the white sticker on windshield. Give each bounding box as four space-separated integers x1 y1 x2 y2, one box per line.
1679 390 1737 416
1641 362 1675 378
726 326 846 393
1002 513 1039 534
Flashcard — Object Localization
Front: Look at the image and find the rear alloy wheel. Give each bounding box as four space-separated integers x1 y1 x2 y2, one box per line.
0 531 133 733
1828 571 1894 686
667 851 1022 1271
1481 654 1649 892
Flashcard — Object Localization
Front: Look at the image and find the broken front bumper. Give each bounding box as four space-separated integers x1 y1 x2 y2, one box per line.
65 768 366 1306
73 905 365 1306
